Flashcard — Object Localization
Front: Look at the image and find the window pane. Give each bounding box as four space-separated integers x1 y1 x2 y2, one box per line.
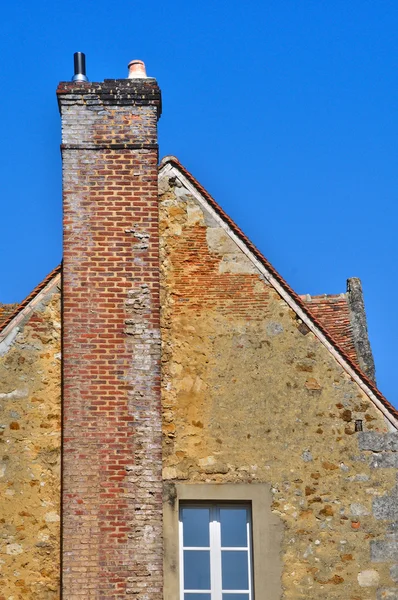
222 551 249 590
222 595 249 600
182 507 210 547
184 550 210 590
220 508 248 547
185 595 211 600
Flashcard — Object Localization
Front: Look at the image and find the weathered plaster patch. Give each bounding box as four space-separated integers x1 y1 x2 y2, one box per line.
6 544 23 556
218 254 258 274
44 512 60 523
0 327 19 357
358 569 380 587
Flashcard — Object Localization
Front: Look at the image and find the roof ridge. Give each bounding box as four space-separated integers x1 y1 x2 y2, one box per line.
0 264 62 335
159 156 398 424
301 293 347 301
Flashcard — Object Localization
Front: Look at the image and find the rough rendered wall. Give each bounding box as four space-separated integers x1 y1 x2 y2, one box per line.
0 288 61 600
159 174 398 599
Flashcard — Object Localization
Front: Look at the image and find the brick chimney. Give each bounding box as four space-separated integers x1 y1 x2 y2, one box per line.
57 60 163 598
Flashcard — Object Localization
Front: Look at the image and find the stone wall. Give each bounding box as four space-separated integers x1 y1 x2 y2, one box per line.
159 171 397 599
0 286 61 600
358 432 398 599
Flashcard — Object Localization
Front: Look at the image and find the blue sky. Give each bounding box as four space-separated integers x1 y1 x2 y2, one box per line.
1 1 397 406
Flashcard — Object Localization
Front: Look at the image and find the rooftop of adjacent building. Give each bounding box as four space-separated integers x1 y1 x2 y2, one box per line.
0 303 19 324
301 292 358 367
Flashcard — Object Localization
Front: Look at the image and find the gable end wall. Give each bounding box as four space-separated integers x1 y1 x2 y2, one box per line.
159 173 398 599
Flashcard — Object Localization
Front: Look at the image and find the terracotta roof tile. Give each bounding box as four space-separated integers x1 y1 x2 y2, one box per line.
301 294 358 367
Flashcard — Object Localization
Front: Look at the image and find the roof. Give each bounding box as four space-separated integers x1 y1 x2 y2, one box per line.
301 294 358 367
159 156 398 427
0 265 62 336
0 303 19 327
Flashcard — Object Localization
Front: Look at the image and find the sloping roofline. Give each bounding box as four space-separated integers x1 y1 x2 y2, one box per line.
159 156 398 429
0 265 61 340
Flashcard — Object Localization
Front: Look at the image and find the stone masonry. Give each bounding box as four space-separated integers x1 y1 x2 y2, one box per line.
159 165 398 599
359 432 398 599
58 78 163 598
0 278 61 600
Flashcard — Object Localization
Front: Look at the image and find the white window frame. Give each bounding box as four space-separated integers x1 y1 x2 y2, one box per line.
179 503 253 599
163 483 283 600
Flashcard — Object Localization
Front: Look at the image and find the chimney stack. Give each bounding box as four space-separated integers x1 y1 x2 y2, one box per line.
57 58 163 598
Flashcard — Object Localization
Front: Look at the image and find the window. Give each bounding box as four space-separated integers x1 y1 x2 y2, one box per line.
163 483 282 600
180 504 253 600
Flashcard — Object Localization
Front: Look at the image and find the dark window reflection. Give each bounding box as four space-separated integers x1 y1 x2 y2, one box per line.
182 507 210 547
184 550 210 590
220 508 248 547
221 551 249 590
